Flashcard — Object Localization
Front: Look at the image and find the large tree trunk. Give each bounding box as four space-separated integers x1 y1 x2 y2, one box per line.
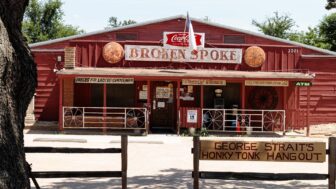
0 0 36 188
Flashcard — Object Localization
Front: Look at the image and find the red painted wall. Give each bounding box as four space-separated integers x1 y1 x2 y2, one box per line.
299 57 336 125
33 51 63 121
71 40 301 72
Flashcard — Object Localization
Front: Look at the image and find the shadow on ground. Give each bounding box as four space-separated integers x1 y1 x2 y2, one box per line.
31 169 327 189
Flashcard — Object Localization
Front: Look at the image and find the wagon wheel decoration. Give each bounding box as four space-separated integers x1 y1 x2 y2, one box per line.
126 109 146 128
263 111 283 131
202 110 224 130
237 114 250 128
248 87 278 110
63 108 83 127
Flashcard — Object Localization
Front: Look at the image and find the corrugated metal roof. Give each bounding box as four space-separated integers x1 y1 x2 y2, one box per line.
301 54 336 58
56 67 314 80
29 15 185 48
29 14 336 56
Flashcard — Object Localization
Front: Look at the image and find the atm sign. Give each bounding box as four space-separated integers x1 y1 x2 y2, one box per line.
295 81 312 87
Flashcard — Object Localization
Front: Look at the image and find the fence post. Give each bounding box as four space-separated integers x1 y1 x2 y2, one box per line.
329 137 336 189
193 136 200 189
121 135 128 189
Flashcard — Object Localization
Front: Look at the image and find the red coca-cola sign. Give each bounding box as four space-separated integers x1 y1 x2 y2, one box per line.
164 32 204 47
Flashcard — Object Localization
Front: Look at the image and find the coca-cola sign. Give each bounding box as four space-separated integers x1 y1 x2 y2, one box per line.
163 32 205 48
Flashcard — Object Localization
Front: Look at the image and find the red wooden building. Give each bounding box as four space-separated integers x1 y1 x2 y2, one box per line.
30 15 336 134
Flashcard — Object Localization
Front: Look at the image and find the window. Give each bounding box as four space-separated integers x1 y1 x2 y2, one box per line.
224 35 245 44
106 84 135 107
91 84 103 107
115 33 138 41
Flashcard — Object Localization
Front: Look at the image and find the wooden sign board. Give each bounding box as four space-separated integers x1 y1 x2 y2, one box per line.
200 140 326 162
75 77 134 84
182 79 226 86
245 80 289 87
125 45 242 64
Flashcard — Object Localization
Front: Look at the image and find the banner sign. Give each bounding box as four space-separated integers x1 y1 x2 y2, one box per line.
125 45 242 64
163 32 205 48
245 80 289 87
200 140 326 162
75 77 134 84
182 79 226 86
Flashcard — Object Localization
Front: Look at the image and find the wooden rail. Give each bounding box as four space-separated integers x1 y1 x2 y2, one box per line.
192 136 336 189
26 135 128 189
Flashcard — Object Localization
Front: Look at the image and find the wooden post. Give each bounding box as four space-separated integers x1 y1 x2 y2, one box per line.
103 83 107 133
200 85 204 129
295 87 299 129
200 85 204 109
177 80 181 134
193 136 200 189
283 86 288 136
241 82 245 109
58 78 64 131
121 135 128 189
146 80 151 134
306 86 311 136
329 137 336 189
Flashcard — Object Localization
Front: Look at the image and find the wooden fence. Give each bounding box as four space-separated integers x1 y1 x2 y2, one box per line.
26 135 128 189
192 136 336 189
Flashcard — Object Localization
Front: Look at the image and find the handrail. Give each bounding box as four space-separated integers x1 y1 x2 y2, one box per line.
63 106 147 129
201 108 285 133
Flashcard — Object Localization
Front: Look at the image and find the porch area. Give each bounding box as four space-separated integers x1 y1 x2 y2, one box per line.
56 68 314 134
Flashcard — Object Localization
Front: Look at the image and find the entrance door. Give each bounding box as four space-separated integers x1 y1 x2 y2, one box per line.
150 81 176 133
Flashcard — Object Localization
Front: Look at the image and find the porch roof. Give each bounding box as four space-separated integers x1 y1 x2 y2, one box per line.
57 67 315 80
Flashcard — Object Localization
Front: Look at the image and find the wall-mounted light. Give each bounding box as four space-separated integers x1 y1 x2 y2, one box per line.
53 55 63 73
57 55 62 62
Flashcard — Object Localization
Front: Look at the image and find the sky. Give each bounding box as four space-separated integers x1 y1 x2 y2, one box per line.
62 0 335 34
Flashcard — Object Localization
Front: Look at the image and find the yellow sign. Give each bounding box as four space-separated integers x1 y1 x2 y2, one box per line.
156 87 170 99
75 77 134 84
245 80 289 87
182 79 226 86
200 140 326 162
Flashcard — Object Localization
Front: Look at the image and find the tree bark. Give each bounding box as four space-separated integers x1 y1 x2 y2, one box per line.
0 0 36 188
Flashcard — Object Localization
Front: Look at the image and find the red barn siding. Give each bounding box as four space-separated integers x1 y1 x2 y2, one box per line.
71 41 300 72
299 58 336 125
34 51 63 121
